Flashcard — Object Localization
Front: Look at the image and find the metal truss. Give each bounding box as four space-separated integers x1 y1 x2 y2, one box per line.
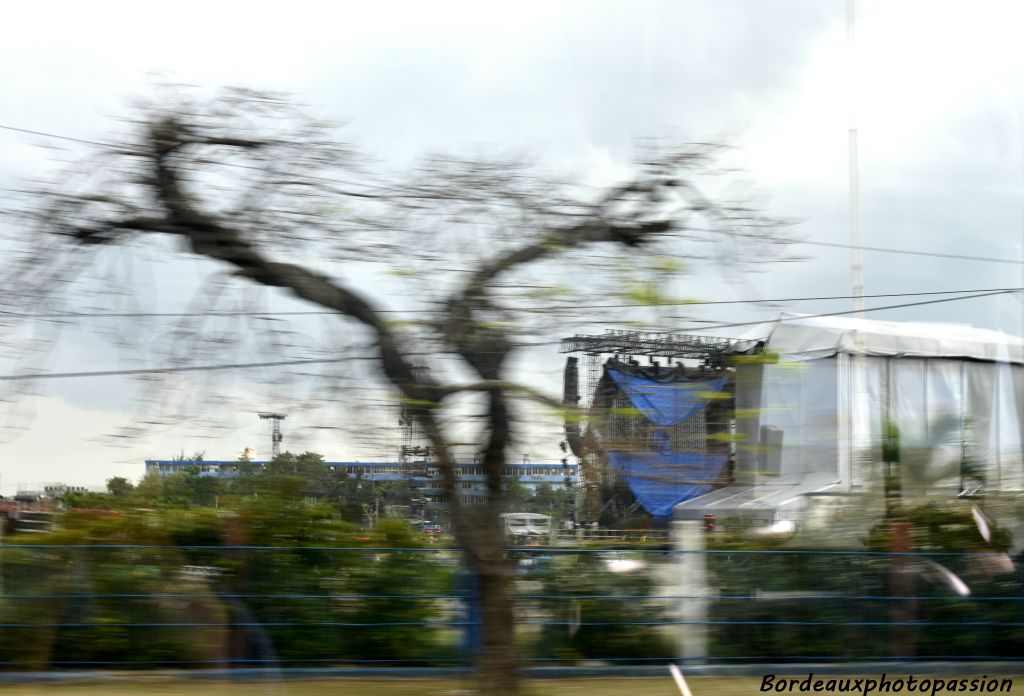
559 330 754 359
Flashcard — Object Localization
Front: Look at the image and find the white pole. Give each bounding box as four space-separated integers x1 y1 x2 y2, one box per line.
672 520 708 663
848 0 864 319
847 0 867 495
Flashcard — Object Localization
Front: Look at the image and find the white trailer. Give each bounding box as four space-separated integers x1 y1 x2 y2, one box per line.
500 512 551 542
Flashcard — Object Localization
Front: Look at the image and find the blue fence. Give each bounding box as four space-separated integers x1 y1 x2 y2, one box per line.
0 544 1021 670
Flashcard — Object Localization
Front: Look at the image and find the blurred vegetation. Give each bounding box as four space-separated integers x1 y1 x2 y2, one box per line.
5 451 1024 668
705 500 1024 661
503 480 576 520
0 457 461 669
0 454 587 670
528 553 673 662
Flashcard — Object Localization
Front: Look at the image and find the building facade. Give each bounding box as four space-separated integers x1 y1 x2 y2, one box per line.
143 458 579 509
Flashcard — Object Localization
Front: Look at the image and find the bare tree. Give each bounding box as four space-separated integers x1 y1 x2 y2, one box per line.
4 88 792 695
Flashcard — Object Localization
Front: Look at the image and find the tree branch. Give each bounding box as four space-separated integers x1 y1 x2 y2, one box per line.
438 380 568 412
140 118 469 523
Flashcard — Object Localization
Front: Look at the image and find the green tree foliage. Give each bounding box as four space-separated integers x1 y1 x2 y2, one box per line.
703 501 1024 661
501 481 575 521
531 553 672 661
172 450 206 461
502 479 532 512
529 483 575 519
0 502 458 668
105 477 134 497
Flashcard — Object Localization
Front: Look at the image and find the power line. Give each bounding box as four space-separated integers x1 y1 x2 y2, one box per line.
2 286 1021 320
575 286 1023 309
0 124 114 149
796 238 1024 266
4 121 1024 268
0 123 374 197
0 357 371 382
671 289 1019 333
0 290 1020 382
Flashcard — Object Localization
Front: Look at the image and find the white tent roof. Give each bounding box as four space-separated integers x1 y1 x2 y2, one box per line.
739 314 1024 364
674 473 839 522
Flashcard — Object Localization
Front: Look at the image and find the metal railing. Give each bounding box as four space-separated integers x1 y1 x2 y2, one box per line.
551 528 670 543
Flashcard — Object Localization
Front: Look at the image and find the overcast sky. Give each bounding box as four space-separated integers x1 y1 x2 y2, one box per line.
2 0 1024 492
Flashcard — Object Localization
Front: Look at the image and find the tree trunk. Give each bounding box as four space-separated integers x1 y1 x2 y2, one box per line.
467 517 519 696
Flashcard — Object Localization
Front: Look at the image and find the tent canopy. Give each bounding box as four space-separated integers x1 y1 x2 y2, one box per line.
673 315 1024 522
739 315 1024 365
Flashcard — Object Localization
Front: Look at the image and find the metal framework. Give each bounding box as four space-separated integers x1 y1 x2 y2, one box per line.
560 330 752 359
560 331 743 521
561 330 752 412
398 366 432 469
258 412 286 458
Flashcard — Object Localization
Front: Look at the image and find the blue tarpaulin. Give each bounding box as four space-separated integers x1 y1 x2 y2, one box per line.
605 367 729 516
606 369 727 426
607 451 727 517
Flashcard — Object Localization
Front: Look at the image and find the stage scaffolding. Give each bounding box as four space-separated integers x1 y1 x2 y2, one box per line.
560 330 751 520
560 330 754 412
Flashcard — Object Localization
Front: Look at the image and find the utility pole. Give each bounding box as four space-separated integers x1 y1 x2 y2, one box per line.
258 412 287 459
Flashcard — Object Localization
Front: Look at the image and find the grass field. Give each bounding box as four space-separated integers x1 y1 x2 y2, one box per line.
0 677 740 696
0 676 1022 696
